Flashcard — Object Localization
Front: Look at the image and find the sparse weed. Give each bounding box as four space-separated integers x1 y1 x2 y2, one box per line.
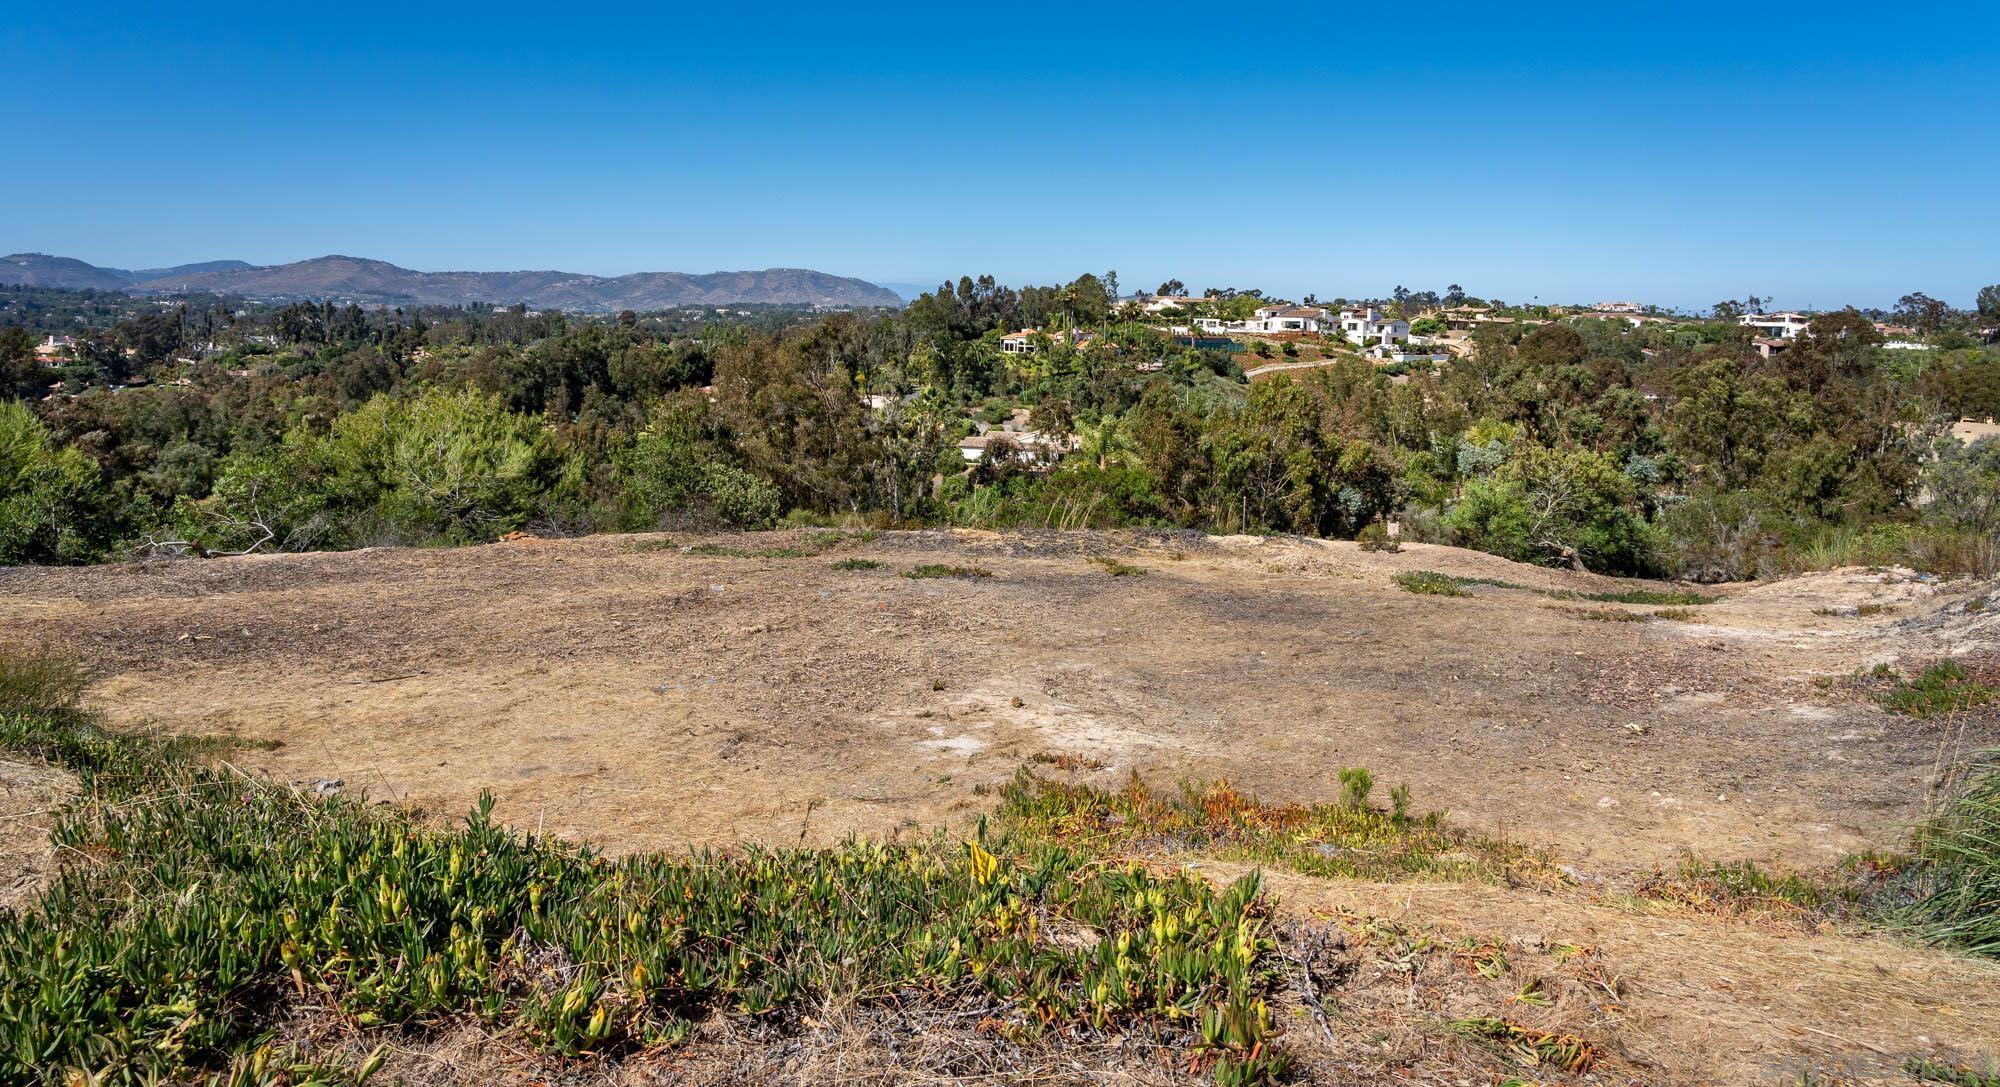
1509 978 1553 1006
1635 851 1851 921
1907 1057 2000 1086
1548 587 1718 606
906 564 991 579
1451 1017 1598 1073
1652 608 1699 621
1089 556 1146 577
687 530 871 560
1394 570 1468 597
829 558 882 571
1001 773 1555 884
687 542 818 558
1552 606 1651 623
1392 571 1714 607
1029 752 1108 771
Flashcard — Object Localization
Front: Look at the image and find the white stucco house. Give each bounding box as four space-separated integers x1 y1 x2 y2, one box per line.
1738 312 1812 339
1193 304 1333 335
1338 306 1410 346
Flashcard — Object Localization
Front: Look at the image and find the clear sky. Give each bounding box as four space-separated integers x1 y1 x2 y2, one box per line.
6 1 1996 311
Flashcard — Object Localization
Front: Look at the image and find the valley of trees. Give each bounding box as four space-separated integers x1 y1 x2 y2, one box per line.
3 277 1998 580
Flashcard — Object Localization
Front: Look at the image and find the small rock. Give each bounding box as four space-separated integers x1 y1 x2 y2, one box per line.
311 778 344 797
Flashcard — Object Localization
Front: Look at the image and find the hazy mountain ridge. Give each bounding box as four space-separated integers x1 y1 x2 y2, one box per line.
1 253 904 310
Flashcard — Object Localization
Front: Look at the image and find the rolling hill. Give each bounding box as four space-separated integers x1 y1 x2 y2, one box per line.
1 252 904 310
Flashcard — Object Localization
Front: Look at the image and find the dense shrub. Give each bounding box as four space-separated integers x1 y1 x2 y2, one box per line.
1446 444 1655 575
615 398 782 529
0 401 118 565
1355 521 1399 552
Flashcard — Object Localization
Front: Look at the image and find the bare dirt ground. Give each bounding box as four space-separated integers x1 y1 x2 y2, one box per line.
4 529 1998 1083
4 529 1992 867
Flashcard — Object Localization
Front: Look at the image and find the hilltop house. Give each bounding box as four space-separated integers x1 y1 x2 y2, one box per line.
1738 312 1811 339
34 334 76 362
958 428 1077 466
1132 294 1199 314
1193 304 1333 335
1338 306 1410 346
999 328 1097 355
1250 304 1332 333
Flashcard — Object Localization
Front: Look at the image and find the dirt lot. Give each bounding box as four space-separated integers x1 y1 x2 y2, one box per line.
4 529 1998 1082
4 529 1991 868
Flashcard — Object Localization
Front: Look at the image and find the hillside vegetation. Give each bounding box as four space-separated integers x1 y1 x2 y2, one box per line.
3 275 1997 583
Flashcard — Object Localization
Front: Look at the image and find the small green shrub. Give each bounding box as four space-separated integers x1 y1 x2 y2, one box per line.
1879 661 1996 719
1355 523 1399 553
1089 556 1146 577
1337 767 1374 811
829 558 882 571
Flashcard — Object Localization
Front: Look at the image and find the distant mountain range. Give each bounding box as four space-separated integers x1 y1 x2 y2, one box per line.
1 252 906 310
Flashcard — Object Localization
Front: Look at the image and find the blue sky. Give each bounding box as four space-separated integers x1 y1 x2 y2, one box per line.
5 2 1996 311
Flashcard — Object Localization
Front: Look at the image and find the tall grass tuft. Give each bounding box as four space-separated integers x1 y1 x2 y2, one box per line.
0 645 86 718
1906 753 2000 956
